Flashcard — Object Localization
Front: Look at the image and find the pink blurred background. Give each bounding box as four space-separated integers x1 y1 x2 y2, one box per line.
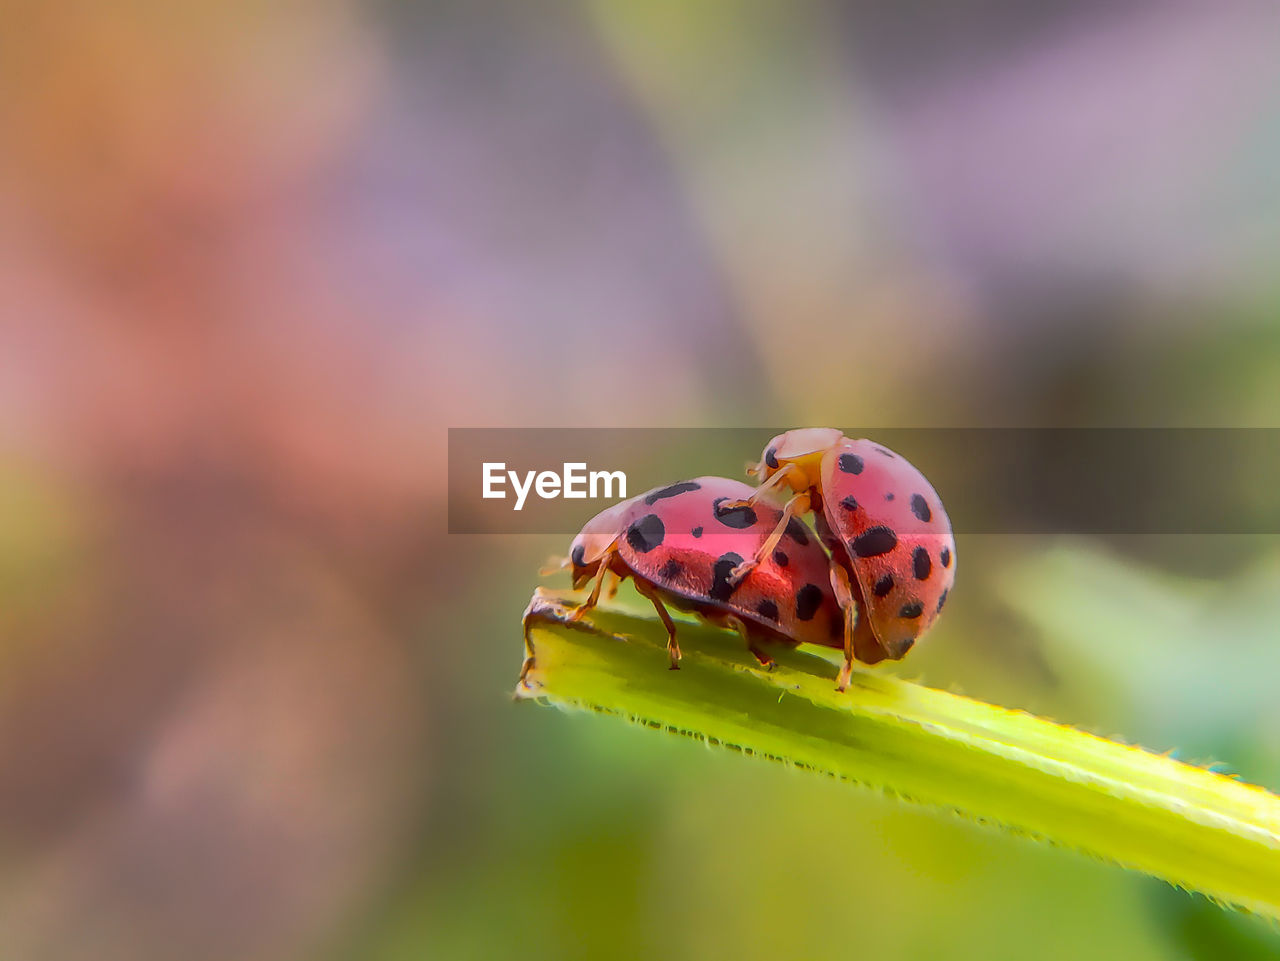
3 2 1279 959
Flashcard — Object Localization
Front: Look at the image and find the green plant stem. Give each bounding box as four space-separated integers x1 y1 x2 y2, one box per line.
516 589 1280 918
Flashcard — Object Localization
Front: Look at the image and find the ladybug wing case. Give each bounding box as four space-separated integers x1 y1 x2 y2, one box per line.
615 477 843 649
819 441 955 658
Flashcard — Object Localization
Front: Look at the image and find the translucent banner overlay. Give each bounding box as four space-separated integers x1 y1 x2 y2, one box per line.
448 428 1280 535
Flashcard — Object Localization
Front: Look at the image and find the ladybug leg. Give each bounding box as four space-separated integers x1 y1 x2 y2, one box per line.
749 645 776 669
604 570 620 600
722 462 803 511
565 548 616 623
728 490 812 585
634 578 681 669
726 615 776 670
828 560 858 692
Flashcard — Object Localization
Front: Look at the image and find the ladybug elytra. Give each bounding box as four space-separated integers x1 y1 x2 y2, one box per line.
524 476 844 677
728 429 956 689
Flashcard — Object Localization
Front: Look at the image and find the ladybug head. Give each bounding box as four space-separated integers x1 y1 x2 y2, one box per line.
750 427 844 493
567 538 598 589
566 498 632 588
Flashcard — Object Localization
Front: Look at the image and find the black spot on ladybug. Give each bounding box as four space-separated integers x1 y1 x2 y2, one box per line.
765 447 779 470
940 546 951 568
785 517 810 545
936 589 949 614
756 599 780 622
772 549 789 567
838 453 864 475
626 514 665 553
875 447 896 458
571 544 586 568
851 526 897 557
659 558 682 581
912 546 931 580
645 481 701 505
899 601 924 619
713 497 757 529
692 526 703 538
840 495 858 511
873 574 894 598
910 494 932 523
885 492 895 501
795 584 823 621
710 552 744 602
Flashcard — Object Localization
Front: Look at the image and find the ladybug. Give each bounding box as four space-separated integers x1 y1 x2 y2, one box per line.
726 429 955 689
525 476 844 678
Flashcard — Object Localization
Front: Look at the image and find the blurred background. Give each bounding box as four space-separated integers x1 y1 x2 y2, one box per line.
2 1 1280 959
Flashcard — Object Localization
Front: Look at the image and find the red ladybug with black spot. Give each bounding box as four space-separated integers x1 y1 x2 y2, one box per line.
726 429 955 689
525 476 844 677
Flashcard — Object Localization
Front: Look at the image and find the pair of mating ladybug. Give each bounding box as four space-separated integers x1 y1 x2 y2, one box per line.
538 428 954 691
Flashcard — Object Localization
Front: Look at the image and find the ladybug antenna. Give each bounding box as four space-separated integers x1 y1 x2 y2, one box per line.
745 460 759 477
539 555 570 577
